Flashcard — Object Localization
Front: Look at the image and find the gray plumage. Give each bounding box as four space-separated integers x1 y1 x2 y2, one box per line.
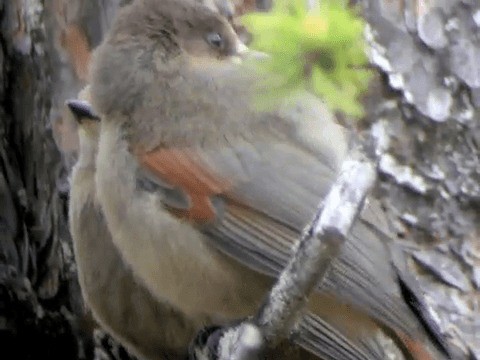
88 0 450 359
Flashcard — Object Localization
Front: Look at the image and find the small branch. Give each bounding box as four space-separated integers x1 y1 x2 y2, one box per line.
256 153 377 343
214 149 379 360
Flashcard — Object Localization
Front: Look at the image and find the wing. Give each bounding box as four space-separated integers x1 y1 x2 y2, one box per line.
135 139 448 359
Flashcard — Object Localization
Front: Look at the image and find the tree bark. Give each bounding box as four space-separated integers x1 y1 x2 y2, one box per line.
0 0 128 358
362 1 480 357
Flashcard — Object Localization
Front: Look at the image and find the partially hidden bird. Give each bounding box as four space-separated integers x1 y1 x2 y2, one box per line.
68 86 327 360
82 0 451 359
68 88 205 360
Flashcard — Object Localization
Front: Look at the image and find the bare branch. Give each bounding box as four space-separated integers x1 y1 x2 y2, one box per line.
215 149 379 360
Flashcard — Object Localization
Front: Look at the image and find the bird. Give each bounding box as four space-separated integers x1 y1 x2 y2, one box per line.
67 90 334 360
67 2 246 358
87 0 450 359
67 88 203 360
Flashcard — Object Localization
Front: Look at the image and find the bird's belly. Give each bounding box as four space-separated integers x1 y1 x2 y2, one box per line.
107 204 271 322
96 126 271 323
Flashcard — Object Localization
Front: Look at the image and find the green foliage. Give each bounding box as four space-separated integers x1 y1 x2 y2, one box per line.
242 0 372 117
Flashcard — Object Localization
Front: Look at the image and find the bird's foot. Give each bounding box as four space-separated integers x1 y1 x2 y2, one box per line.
188 321 265 360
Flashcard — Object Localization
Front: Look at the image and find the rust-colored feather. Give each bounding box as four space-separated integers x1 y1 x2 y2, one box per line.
137 148 232 222
395 330 434 360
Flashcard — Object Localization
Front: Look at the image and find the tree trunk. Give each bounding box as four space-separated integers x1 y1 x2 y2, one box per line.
0 0 129 358
0 0 477 359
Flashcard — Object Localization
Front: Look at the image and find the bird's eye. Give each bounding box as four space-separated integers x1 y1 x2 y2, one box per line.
206 32 224 49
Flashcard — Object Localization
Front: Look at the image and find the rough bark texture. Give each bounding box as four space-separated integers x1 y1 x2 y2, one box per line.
0 0 477 359
362 1 480 357
0 0 129 358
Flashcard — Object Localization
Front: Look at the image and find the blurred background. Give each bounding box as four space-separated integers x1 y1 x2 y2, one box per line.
0 0 479 359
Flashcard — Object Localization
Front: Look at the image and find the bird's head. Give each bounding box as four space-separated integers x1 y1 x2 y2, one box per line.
108 0 247 61
90 0 248 116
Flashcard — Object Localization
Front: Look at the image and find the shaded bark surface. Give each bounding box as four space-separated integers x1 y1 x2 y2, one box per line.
0 0 125 358
0 0 477 359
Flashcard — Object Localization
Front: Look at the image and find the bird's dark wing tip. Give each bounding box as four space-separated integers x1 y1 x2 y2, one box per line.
394 265 452 358
66 99 100 123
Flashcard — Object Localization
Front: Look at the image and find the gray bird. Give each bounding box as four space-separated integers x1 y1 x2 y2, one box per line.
87 0 450 359
68 89 324 360
68 89 201 360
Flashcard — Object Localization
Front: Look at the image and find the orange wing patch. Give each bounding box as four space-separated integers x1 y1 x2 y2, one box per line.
395 330 434 360
137 148 233 223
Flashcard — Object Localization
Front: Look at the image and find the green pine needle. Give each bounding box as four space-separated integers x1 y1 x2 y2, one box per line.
242 0 372 117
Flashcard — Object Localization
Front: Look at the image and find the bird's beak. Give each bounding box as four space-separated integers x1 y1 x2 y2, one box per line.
66 99 101 124
236 41 249 56
230 40 250 64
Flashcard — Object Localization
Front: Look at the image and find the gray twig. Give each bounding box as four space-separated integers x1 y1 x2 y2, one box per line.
218 147 380 360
